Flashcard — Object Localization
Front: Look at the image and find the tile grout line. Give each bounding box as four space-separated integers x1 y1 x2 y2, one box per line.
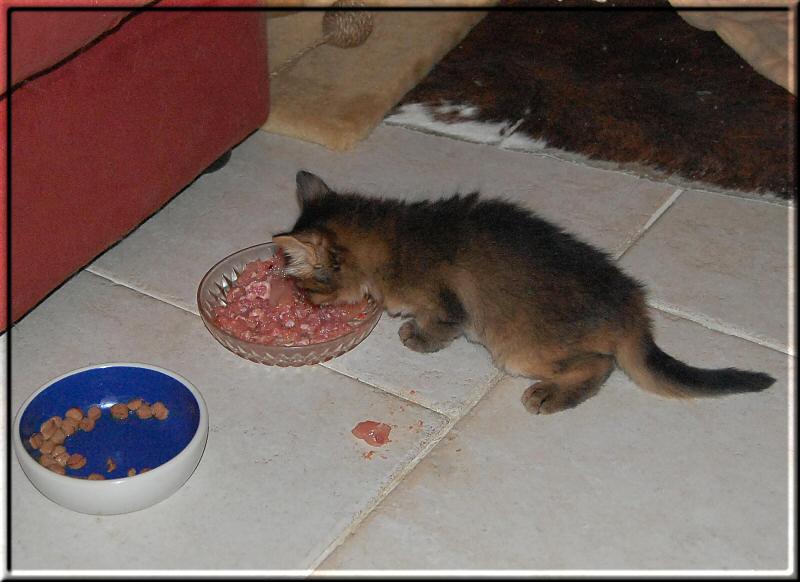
613 188 684 261
609 186 793 356
679 183 794 208
383 121 792 208
88 269 513 570
307 371 506 572
84 267 200 317
88 242 790 370
86 266 515 566
500 142 792 207
86 267 473 419
89 261 791 384
649 300 794 357
317 361 473 419
318 363 476 420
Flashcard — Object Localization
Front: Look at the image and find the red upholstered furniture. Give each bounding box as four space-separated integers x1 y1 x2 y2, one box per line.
0 2 270 331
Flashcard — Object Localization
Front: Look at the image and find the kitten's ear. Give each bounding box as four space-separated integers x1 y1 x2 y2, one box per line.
272 233 320 277
296 171 331 207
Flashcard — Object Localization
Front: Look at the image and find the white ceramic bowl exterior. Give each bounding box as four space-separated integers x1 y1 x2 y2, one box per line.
13 363 209 515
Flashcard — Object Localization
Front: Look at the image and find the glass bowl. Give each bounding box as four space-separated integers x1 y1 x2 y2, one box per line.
197 242 382 366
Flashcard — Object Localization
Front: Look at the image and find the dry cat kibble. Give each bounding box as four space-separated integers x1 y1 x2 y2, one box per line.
110 403 130 420
151 402 168 420
31 396 171 480
39 455 66 475
61 417 78 436
65 407 83 422
67 453 86 470
28 433 44 450
40 417 60 440
49 428 66 445
136 404 153 420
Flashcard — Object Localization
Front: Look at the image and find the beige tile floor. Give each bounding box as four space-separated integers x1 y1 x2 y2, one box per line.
7 124 794 574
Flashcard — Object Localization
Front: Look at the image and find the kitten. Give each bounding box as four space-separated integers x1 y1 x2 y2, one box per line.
273 171 775 414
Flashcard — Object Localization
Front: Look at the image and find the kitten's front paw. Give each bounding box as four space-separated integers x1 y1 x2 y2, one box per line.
398 320 418 343
399 321 440 353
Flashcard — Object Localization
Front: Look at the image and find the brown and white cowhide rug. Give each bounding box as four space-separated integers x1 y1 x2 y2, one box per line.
387 0 796 200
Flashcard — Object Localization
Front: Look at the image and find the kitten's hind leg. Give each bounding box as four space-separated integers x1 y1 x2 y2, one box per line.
521 353 614 414
399 317 462 353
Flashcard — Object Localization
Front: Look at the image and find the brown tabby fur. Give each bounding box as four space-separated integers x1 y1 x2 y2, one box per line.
273 171 775 414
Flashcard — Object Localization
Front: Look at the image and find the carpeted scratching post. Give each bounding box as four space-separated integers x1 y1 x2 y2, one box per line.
267 2 374 80
322 0 374 48
261 7 494 151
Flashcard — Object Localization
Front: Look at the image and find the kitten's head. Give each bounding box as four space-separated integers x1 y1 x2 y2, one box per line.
272 171 372 306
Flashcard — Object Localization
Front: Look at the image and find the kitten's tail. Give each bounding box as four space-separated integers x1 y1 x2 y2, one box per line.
614 329 775 398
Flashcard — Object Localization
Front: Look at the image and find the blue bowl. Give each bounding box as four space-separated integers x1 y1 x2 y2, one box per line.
13 363 209 514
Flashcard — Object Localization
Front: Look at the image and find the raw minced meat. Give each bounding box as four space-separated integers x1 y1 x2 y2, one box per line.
351 421 392 446
213 252 371 346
